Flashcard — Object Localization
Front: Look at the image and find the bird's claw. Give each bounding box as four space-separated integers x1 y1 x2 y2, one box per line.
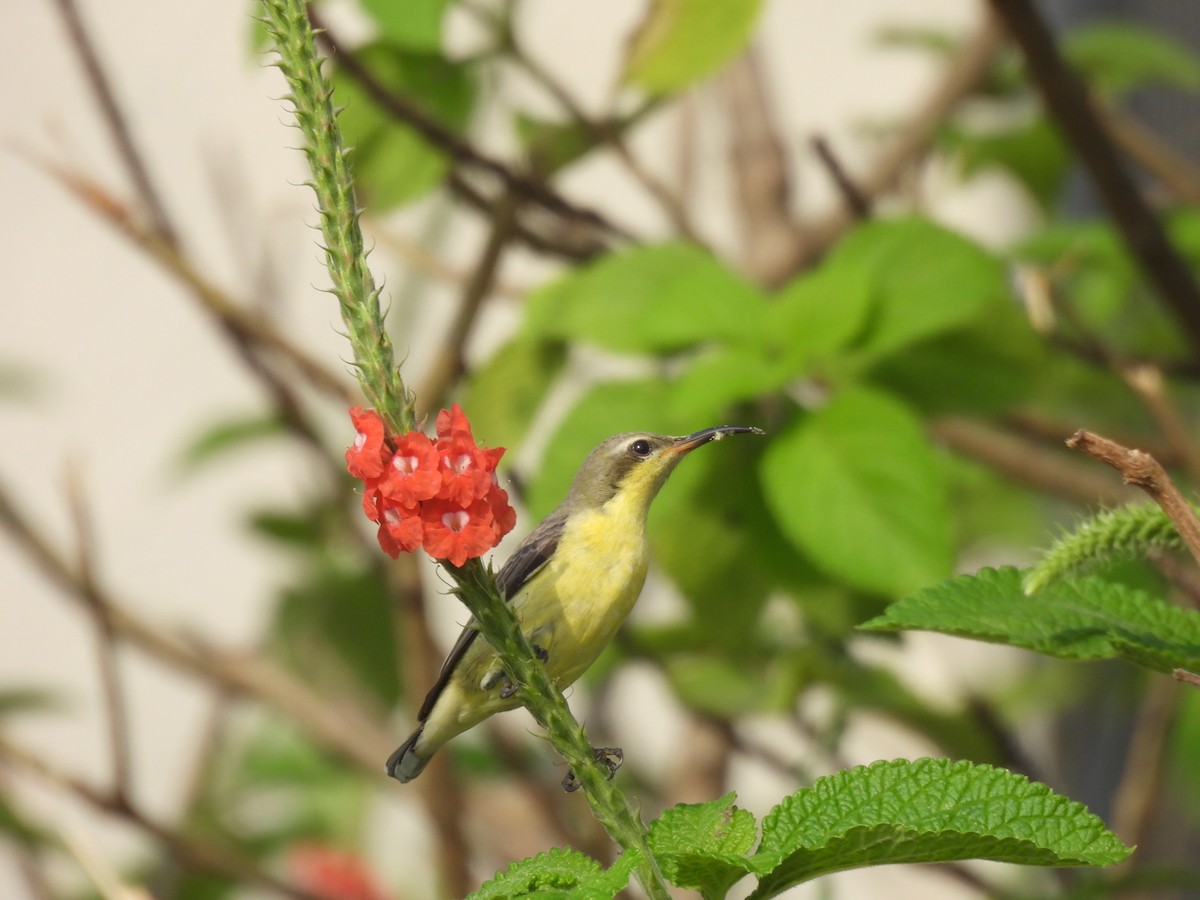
499 677 519 699
562 747 624 793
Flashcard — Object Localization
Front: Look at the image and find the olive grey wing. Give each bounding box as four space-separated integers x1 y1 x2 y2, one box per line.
415 508 568 721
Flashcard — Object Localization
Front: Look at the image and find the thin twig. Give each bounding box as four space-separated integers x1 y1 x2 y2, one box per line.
1173 668 1200 688
369 222 527 300
18 150 356 406
990 0 1200 352
387 557 473 898
721 48 806 284
0 476 397 778
308 7 637 245
63 464 133 808
772 14 1005 284
1109 678 1179 853
500 24 703 244
1101 103 1200 209
51 0 177 246
1120 364 1200 486
931 417 1133 506
0 735 320 900
446 170 607 262
810 135 871 219
417 191 521 419
1066 429 1200 568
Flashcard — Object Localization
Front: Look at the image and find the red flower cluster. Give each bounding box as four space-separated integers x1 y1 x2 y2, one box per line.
346 404 516 566
288 844 387 900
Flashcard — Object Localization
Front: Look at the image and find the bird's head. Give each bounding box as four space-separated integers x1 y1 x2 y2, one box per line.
566 425 762 513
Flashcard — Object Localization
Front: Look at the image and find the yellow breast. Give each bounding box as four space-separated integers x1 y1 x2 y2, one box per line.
514 490 652 687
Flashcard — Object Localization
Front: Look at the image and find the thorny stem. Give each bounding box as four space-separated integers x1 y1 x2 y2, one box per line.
260 0 414 435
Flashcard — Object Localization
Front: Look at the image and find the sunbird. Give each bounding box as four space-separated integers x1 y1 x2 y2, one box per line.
386 425 761 782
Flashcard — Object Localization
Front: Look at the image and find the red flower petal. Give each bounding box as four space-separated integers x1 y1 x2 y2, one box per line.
379 431 441 505
346 407 389 481
421 498 496 566
488 486 517 542
379 503 423 556
288 844 388 900
436 434 493 505
361 486 383 523
435 403 474 442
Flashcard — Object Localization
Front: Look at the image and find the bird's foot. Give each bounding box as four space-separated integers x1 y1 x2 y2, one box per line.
482 646 548 699
562 747 624 793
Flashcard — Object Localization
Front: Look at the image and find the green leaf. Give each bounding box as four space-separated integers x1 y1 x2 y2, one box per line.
0 796 53 849
873 25 959 57
460 337 567 452
867 293 1046 416
649 794 757 898
650 437 774 649
668 346 789 424
748 758 1131 897
665 656 766 718
624 0 764 94
1066 22 1200 95
0 686 64 718
469 847 637 899
760 388 952 596
332 43 474 210
526 379 684 518
861 566 1200 673
271 564 400 708
829 217 1003 360
359 0 450 51
944 117 1070 210
515 113 597 177
0 361 46 404
174 413 286 476
247 508 323 548
767 262 874 373
524 243 768 354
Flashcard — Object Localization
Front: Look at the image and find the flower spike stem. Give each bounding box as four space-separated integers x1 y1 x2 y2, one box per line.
448 559 670 899
259 3 670 897
259 0 413 436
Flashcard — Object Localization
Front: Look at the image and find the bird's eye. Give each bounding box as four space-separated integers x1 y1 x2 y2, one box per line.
629 439 652 458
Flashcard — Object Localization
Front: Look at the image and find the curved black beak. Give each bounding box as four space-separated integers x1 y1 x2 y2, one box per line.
672 425 764 453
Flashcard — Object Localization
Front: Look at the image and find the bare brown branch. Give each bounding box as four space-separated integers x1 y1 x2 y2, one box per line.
721 48 806 283
20 151 355 406
308 7 636 244
1066 429 1200 567
990 0 1200 353
0 735 320 900
417 191 521 420
52 0 176 246
810 135 871 220
63 464 133 807
1110 679 1180 852
771 14 1005 283
1173 668 1200 688
932 417 1133 506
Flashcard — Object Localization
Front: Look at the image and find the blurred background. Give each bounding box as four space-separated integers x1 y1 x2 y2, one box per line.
3 0 1200 897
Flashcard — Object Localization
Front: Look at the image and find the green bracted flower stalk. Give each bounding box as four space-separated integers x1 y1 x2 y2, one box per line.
259 0 413 436
1024 502 1186 593
259 3 670 897
449 559 669 897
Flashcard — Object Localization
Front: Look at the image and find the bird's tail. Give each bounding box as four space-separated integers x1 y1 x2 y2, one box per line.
385 724 430 782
